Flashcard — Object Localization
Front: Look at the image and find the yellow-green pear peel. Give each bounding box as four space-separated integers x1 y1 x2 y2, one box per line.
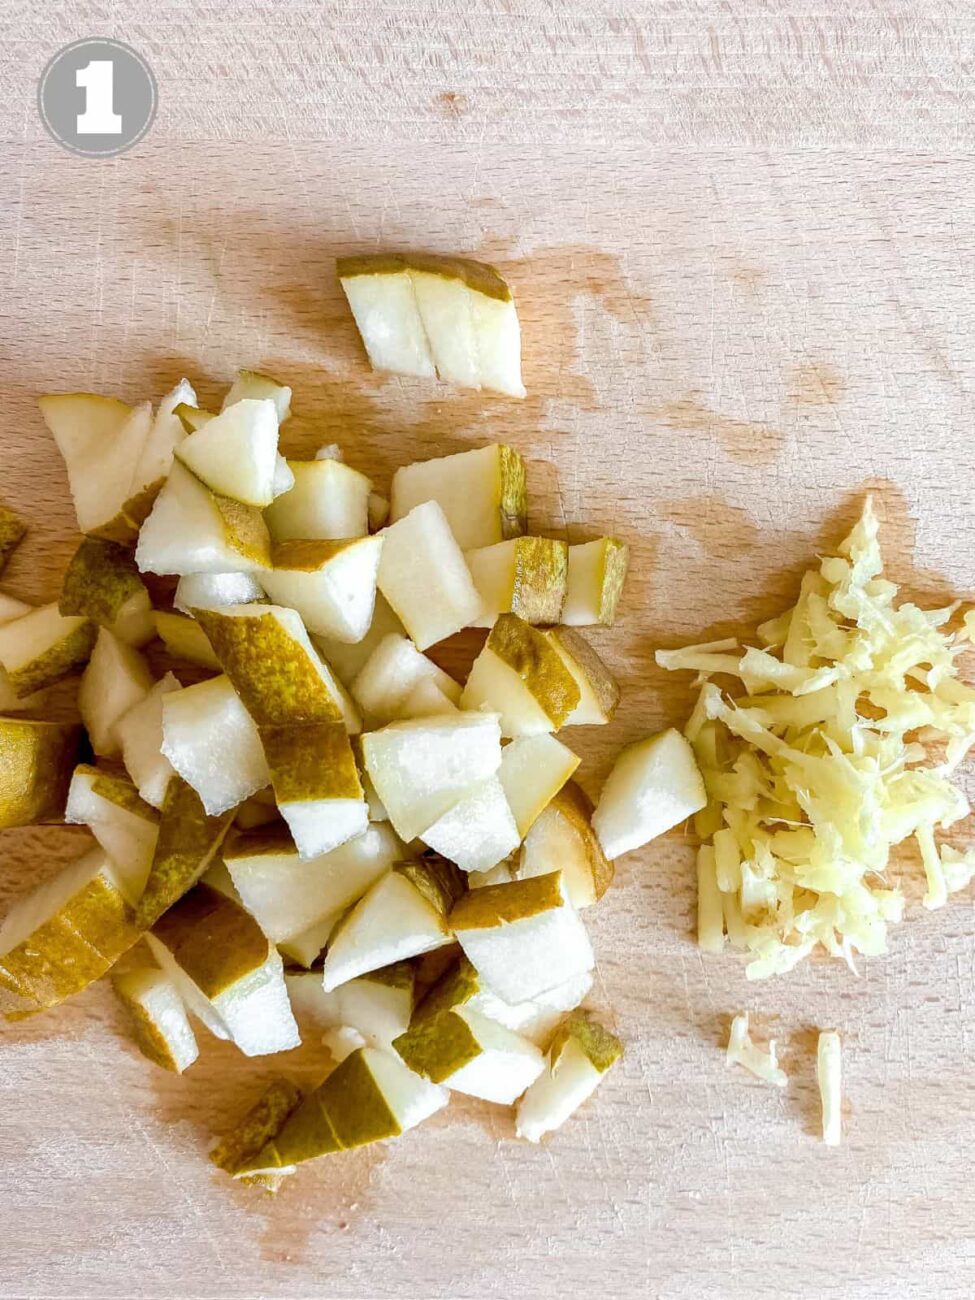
135 777 235 928
549 1009 623 1074
150 882 271 999
260 721 362 803
0 500 26 573
0 605 97 698
211 1077 304 1191
59 537 150 634
449 871 565 931
393 1008 482 1083
0 719 83 828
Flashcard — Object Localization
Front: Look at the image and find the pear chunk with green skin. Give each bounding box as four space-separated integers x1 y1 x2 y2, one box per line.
262 536 384 643
121 379 196 528
394 1004 544 1103
561 538 629 627
517 781 613 908
78 629 153 757
161 675 270 816
466 538 568 628
361 711 503 842
591 728 707 860
337 255 437 379
260 721 367 859
390 444 527 551
408 257 480 389
265 458 371 543
545 627 620 726
135 777 235 929
377 501 482 651
148 882 299 1056
238 1046 448 1176
0 718 83 828
59 537 154 647
222 368 292 422
461 613 580 738
211 1077 304 1192
498 733 580 838
65 765 160 901
152 611 221 669
117 672 180 808
175 398 281 507
135 462 271 575
192 603 357 729
112 966 199 1074
320 858 463 992
0 603 95 698
312 593 404 689
0 849 140 1018
419 777 520 874
351 633 462 725
173 570 265 614
225 821 403 947
38 393 153 541
515 1010 623 1142
450 871 593 1004
0 500 26 573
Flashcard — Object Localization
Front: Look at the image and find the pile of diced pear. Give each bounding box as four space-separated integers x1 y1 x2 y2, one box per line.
0 260 710 1188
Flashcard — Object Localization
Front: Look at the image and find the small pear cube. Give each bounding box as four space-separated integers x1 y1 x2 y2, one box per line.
211 1076 303 1193
0 849 140 1017
449 872 593 1004
0 602 95 699
278 913 341 968
320 859 462 991
0 499 26 573
419 776 520 874
265 458 371 542
65 765 160 900
390 444 526 550
152 611 221 669
592 728 707 859
148 881 299 1056
135 777 235 929
394 1005 544 1103
174 398 280 506
261 536 383 643
173 570 265 613
116 672 179 808
312 592 404 689
225 822 402 946
221 368 292 422
260 721 367 859
409 258 481 388
518 781 613 908
338 256 437 378
135 462 270 575
161 675 270 816
561 539 629 627
351 633 462 725
515 1011 622 1142
112 966 199 1074
461 613 580 737
498 733 580 837
288 962 414 1051
361 711 503 842
59 537 153 646
466 537 567 627
78 629 153 756
545 627 620 725
0 718 82 829
377 500 482 650
123 379 196 524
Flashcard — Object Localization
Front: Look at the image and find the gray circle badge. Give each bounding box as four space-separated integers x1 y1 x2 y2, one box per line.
38 38 157 157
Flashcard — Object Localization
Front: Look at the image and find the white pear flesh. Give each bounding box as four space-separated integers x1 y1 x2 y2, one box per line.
516 1037 607 1142
175 398 280 506
78 630 153 757
399 1006 544 1103
377 500 482 650
561 538 629 627
351 633 462 724
470 970 593 1047
470 291 525 398
221 368 292 422
135 462 269 575
64 767 159 901
411 270 480 388
338 265 436 379
313 593 404 689
389 444 526 551
450 873 594 1004
320 871 451 992
420 776 520 873
112 966 199 1074
400 677 459 719
174 570 265 614
226 822 402 946
361 711 503 842
498 733 580 837
265 458 371 542
161 675 270 816
517 782 613 909
0 594 31 624
462 647 557 738
126 379 196 511
290 965 413 1049
591 728 707 860
277 913 340 967
261 536 383 642
0 602 95 700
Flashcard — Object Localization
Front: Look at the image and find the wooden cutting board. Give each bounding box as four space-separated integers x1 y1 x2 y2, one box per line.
2 8 974 1298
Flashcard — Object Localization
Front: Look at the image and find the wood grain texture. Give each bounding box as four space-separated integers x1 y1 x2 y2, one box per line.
1 6 975 1299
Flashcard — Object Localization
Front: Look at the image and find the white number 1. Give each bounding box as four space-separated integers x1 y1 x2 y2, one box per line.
76 60 123 135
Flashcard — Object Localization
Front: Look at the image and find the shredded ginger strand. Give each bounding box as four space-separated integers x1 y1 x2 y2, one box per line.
658 498 975 980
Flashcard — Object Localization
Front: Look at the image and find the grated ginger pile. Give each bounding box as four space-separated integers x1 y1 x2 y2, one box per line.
657 498 975 980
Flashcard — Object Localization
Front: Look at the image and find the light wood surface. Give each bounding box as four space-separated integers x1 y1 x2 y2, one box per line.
2 6 975 1299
